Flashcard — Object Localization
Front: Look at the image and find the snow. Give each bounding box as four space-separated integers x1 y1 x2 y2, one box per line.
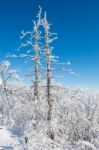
0 126 23 150
0 79 2 86
74 141 97 150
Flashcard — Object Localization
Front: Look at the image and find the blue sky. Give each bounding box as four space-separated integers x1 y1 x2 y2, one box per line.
0 0 99 89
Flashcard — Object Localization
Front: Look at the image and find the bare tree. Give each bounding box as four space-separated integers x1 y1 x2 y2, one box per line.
43 12 57 139
12 7 42 99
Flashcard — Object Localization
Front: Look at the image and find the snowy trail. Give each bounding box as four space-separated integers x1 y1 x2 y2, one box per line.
0 126 24 150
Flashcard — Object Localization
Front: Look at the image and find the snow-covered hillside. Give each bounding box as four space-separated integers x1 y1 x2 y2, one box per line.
0 83 99 150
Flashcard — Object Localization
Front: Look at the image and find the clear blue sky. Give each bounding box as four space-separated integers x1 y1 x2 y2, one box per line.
0 0 99 89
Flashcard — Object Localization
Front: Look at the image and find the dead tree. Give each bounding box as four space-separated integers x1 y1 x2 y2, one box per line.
33 20 41 99
11 7 42 99
43 12 57 139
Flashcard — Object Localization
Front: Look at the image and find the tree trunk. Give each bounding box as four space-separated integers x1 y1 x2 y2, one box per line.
34 32 39 99
45 31 54 140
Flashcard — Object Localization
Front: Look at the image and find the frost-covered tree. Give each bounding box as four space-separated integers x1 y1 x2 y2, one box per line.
42 12 58 139
0 60 19 95
0 60 19 125
12 7 43 99
0 61 19 89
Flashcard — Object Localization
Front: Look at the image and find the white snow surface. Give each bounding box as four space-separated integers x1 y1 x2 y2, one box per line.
0 126 23 150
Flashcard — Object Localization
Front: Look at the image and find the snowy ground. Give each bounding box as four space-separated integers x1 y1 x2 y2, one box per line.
0 126 24 150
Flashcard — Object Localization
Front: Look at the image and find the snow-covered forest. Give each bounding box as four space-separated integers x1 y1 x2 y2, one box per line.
0 6 99 150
